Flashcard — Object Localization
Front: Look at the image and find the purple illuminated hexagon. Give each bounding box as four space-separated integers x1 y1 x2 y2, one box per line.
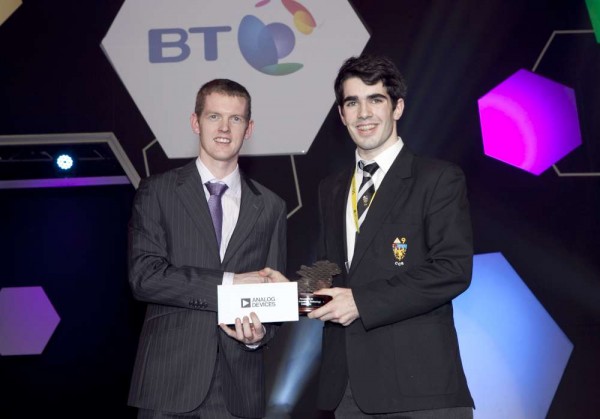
478 69 582 175
0 286 60 356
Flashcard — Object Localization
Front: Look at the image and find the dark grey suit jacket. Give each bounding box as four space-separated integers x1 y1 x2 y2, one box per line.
316 147 474 413
127 160 286 417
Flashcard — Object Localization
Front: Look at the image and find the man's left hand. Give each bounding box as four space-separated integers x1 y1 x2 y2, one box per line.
307 287 359 326
219 312 265 345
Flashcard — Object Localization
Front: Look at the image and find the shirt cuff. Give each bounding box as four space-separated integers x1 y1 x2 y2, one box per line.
222 272 234 285
245 325 267 349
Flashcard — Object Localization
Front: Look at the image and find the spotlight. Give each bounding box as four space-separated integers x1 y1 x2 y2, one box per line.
56 154 74 171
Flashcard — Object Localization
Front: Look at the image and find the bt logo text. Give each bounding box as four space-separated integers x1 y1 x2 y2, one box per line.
149 26 232 62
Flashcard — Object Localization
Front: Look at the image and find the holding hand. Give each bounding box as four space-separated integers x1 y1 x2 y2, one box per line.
233 271 268 285
307 287 359 326
233 268 290 284
219 312 265 345
258 267 290 283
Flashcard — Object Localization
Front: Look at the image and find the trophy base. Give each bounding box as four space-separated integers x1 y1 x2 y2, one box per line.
298 292 333 315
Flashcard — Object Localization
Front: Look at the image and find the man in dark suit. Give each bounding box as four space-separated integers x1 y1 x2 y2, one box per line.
266 55 474 418
127 79 287 418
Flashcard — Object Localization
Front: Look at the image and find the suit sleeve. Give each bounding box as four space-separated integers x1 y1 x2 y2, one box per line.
353 164 473 330
128 178 224 311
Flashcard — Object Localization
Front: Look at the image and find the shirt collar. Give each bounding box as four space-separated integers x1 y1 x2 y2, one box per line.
195 157 241 196
355 136 404 175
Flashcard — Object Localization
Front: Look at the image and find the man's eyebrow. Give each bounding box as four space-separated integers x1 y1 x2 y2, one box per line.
367 93 387 101
342 95 358 104
342 93 388 104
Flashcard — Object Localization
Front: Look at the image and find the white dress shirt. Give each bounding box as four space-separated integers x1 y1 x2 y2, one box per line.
196 158 241 284
345 137 404 268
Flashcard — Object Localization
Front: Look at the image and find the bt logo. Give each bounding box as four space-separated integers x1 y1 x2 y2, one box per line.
239 0 316 75
148 0 315 76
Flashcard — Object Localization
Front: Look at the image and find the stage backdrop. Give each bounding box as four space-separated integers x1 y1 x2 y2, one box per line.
1 1 599 418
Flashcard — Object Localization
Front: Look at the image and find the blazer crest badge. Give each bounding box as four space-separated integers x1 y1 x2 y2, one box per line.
392 237 407 266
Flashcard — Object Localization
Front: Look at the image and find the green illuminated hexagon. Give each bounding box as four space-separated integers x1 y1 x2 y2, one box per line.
587 0 600 43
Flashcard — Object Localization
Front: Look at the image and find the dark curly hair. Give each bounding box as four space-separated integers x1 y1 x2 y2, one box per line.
334 55 407 106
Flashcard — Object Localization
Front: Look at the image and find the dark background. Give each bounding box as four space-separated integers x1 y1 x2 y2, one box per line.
1 1 599 418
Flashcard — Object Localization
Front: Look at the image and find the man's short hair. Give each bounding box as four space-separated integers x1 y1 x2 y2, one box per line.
334 55 407 106
194 79 252 120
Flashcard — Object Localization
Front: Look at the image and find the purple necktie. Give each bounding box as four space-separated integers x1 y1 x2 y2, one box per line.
205 182 229 248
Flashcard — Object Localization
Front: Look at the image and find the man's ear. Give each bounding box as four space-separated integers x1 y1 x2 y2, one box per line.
393 99 404 121
190 113 200 134
243 119 255 140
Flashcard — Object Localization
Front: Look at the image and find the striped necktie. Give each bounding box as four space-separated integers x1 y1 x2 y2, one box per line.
356 161 379 227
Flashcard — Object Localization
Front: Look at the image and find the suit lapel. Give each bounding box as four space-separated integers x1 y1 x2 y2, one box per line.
175 160 221 261
222 175 264 266
350 147 414 276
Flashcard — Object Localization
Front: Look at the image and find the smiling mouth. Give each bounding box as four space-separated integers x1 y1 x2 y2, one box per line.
357 124 377 132
214 137 231 144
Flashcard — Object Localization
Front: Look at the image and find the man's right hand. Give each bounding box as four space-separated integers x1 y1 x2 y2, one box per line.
258 267 289 283
233 272 267 285
233 268 290 285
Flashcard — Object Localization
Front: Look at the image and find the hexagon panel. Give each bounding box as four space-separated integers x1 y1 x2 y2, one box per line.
586 0 600 43
0 0 21 27
102 0 370 157
0 286 60 356
453 253 572 418
478 69 582 175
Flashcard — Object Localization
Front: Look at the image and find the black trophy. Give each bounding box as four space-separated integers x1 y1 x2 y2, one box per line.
296 260 341 315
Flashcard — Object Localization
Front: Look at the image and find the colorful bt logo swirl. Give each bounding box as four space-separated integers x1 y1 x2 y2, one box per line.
147 0 315 76
239 0 316 76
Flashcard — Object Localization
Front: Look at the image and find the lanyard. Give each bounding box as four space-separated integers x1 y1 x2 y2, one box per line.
351 168 377 233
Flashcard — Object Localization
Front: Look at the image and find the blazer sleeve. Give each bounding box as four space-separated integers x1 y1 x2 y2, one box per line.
265 198 287 274
353 164 474 330
128 177 224 311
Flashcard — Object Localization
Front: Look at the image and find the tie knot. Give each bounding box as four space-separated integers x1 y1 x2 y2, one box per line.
358 161 379 176
205 181 228 197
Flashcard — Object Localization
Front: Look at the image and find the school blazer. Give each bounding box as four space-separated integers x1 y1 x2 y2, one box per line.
316 147 474 413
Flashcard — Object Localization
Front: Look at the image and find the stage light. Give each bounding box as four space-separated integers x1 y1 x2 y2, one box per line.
478 69 581 175
267 317 323 417
453 253 572 418
586 0 600 43
56 154 74 171
0 133 140 189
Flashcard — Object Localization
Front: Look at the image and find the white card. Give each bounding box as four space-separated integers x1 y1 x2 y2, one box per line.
217 282 299 324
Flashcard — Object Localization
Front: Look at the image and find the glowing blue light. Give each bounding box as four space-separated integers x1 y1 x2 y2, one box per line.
56 154 74 170
454 253 573 418
267 317 323 416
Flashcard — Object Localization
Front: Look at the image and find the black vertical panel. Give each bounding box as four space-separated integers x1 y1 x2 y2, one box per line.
0 185 141 418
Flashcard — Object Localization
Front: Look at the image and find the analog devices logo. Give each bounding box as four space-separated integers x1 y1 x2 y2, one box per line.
241 297 277 308
239 0 316 76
